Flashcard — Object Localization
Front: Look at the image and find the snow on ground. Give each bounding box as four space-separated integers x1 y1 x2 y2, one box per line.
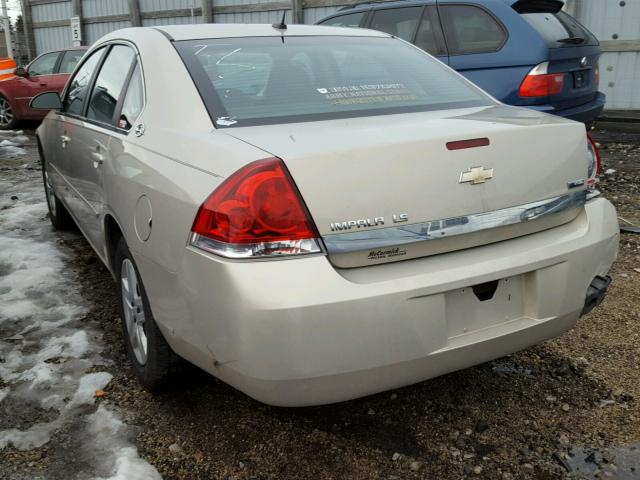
0 133 161 479
0 130 27 157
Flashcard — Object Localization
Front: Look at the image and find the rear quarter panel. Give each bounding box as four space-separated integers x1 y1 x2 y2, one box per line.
103 130 272 367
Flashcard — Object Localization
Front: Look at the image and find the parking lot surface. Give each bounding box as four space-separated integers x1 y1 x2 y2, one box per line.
1 127 639 480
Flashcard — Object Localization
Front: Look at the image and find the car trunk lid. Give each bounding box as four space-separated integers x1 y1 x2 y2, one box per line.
224 105 589 268
544 45 600 111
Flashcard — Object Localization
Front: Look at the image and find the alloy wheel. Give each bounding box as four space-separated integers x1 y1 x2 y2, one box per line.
121 258 148 365
0 98 13 127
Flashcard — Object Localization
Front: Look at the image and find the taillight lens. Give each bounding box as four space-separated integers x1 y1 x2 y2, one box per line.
190 158 322 258
586 134 601 191
519 73 565 97
519 62 564 98
594 63 600 87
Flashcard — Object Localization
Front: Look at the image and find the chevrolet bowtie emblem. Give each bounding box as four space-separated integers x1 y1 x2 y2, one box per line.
459 166 494 185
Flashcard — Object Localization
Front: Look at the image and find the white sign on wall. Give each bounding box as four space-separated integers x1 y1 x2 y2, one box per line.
70 16 82 46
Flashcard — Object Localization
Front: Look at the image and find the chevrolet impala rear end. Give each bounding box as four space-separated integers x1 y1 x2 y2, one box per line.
36 25 619 406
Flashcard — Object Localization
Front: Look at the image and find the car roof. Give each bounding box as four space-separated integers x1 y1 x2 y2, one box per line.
152 23 391 41
334 0 520 12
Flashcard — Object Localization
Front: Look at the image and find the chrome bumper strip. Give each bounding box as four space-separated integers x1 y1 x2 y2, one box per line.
323 190 588 255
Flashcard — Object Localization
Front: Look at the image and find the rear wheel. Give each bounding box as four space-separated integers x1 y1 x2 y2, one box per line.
41 152 75 230
0 96 17 130
115 238 177 390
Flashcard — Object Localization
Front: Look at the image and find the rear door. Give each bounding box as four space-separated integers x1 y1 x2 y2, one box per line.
54 47 107 231
68 44 137 251
517 6 600 111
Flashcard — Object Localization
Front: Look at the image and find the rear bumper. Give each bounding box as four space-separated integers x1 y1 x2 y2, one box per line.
153 198 618 406
528 92 606 124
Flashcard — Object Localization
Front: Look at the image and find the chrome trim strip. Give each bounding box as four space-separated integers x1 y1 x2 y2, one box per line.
324 191 587 254
189 233 323 259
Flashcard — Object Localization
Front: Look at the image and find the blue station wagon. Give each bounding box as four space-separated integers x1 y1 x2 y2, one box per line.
317 0 605 126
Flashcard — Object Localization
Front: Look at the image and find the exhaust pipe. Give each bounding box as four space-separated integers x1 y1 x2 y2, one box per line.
581 275 612 316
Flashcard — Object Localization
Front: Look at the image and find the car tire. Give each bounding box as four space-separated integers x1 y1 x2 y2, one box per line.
0 95 17 130
41 152 75 230
115 237 178 390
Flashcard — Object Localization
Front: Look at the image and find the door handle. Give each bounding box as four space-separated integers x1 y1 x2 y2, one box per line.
91 152 105 167
61 135 70 148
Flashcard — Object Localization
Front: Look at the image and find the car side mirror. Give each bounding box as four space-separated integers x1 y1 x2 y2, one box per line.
31 91 63 110
14 66 27 77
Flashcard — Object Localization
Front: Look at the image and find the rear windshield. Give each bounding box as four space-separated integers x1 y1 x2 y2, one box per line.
174 36 493 128
521 11 598 47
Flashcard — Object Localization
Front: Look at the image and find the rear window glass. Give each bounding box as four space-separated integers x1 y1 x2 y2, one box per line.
175 36 493 128
521 11 598 47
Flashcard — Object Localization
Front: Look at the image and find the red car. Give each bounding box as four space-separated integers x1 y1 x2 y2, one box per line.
0 47 87 129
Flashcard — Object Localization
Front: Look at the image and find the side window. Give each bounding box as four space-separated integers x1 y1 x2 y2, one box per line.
369 7 423 43
28 52 59 76
58 50 85 74
87 45 136 125
63 48 106 116
318 12 366 28
414 10 443 56
440 5 507 55
118 65 144 131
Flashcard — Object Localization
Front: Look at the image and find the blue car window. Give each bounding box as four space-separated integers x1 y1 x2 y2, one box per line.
440 4 507 55
318 11 366 28
414 10 441 56
369 7 423 43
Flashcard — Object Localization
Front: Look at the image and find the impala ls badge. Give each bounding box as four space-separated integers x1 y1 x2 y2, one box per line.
459 166 494 185
330 213 408 232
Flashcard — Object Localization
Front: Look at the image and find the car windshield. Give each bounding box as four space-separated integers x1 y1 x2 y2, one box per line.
174 36 494 128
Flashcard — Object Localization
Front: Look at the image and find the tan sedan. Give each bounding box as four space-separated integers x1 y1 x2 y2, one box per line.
32 24 618 406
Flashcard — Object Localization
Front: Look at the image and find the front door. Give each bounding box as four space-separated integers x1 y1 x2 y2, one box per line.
12 51 60 118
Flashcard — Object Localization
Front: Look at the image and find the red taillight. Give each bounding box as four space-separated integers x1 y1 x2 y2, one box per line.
594 63 600 87
190 158 321 258
587 133 601 177
519 73 565 97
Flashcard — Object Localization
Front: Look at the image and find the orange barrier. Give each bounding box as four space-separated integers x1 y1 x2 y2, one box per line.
0 58 17 81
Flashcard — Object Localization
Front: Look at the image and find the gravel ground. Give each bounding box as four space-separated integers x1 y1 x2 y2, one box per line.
1 126 639 480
